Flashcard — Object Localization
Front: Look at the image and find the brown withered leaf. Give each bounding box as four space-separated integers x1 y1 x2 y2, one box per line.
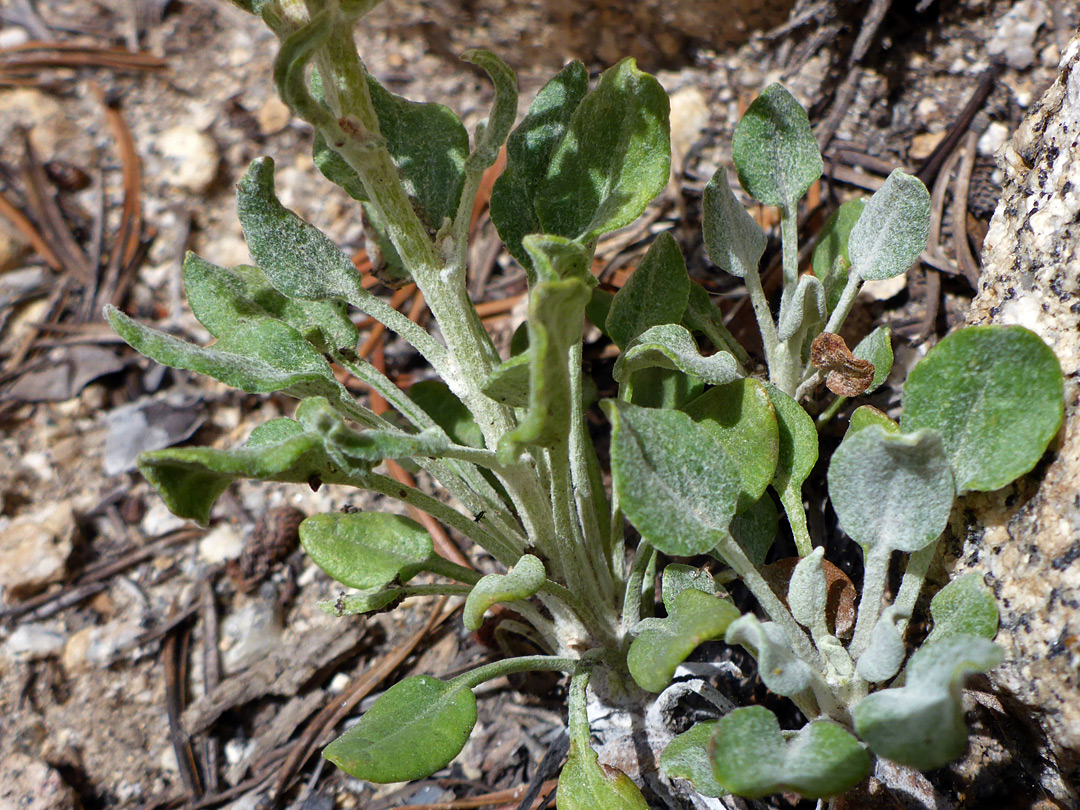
810 332 874 397
759 556 858 639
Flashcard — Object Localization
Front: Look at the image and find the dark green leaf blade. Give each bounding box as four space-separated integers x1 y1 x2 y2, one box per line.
323 675 478 782
536 58 670 243
660 721 727 797
300 512 435 590
811 199 864 312
900 325 1064 493
924 572 999 645
557 739 650 810
607 232 690 350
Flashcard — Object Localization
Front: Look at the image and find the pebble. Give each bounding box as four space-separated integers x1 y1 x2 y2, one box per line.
987 0 1046 70
154 126 221 193
61 621 145 672
220 597 282 674
978 122 1011 157
256 97 291 136
0 753 78 810
141 499 189 539
0 225 29 273
668 85 709 168
0 501 75 601
199 524 243 565
2 623 66 662
909 131 946 161
0 88 78 155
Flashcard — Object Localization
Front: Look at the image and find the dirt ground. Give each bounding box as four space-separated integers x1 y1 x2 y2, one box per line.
0 1 1075 808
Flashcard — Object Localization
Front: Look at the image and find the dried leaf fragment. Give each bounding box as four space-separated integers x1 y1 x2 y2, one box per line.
811 332 874 396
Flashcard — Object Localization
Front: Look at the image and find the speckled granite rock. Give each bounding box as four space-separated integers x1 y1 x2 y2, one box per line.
943 32 1080 800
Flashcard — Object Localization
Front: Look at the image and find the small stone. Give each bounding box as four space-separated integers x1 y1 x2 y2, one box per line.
668 86 709 168
0 88 78 155
861 274 908 301
220 597 282 675
0 753 77 810
61 621 145 671
0 501 75 601
199 524 243 565
256 97 291 136
986 0 1046 70
141 499 188 539
909 131 946 161
0 224 30 273
2 624 66 662
978 122 1011 157
155 127 220 193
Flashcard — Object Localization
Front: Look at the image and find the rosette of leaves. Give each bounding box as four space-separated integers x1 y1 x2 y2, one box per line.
107 1 1065 804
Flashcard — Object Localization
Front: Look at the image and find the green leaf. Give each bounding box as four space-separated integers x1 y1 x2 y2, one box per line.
702 167 767 279
725 614 811 697
661 564 719 612
557 738 650 810
237 157 369 301
481 353 531 408
323 674 478 782
613 324 740 387
659 721 726 797
628 589 740 693
762 383 816 503
319 585 403 616
848 170 930 281
603 400 741 556
136 432 329 526
463 554 546 632
731 84 822 211
490 61 589 281
900 325 1064 493
847 405 899 437
728 491 779 565
107 308 358 413
300 512 434 590
788 547 828 630
181 253 268 338
627 366 704 410
461 49 518 172
585 287 615 336
536 58 670 243
408 380 485 449
607 232 690 350
776 274 826 343
498 263 591 462
851 326 892 394
684 379 779 512
812 199 864 312
853 635 1003 770
855 605 909 683
828 425 955 553
710 707 871 799
925 572 999 645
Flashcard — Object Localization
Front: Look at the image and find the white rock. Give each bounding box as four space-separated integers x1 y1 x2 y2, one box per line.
141 499 189 538
978 122 1011 157
220 597 282 675
0 501 75 601
0 753 77 810
0 88 78 155
61 621 145 671
987 0 1047 70
3 624 66 662
199 524 243 564
155 127 221 193
256 96 291 136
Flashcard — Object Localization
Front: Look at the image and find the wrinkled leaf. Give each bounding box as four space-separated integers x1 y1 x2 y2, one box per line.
481 353 531 408
660 721 726 797
463 554 546 632
604 400 741 556
490 61 589 280
300 512 434 590
848 170 930 281
536 58 670 243
710 707 870 799
731 84 822 211
853 635 1003 770
924 572 999 646
613 324 740 387
810 332 875 398
828 425 955 553
607 232 690 350
684 379 779 512
900 325 1064 493
557 738 650 810
323 675 477 781
725 614 811 697
628 589 740 692
703 167 767 279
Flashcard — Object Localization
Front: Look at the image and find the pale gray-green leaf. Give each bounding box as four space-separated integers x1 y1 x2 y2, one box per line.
557 739 650 810
659 721 726 797
855 605 910 683
613 324 740 387
776 274 826 343
702 168 767 279
463 554 546 632
848 170 930 281
924 572 999 646
300 512 434 590
661 564 719 613
852 326 892 394
788 547 828 630
460 49 518 172
725 614 811 697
